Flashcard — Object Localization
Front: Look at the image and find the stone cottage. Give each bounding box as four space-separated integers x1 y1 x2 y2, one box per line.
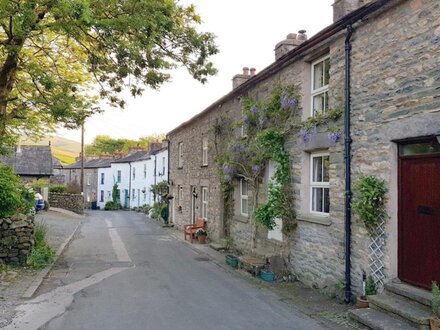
0 145 54 183
168 1 440 326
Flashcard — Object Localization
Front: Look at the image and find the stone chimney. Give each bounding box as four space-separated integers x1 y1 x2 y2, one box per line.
274 31 307 61
149 142 162 153
232 67 251 89
333 0 372 21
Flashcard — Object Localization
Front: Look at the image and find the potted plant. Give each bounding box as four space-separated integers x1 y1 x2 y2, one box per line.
357 275 377 308
195 228 207 244
431 282 440 330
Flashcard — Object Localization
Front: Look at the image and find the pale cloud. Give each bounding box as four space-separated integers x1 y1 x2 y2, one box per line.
57 0 334 143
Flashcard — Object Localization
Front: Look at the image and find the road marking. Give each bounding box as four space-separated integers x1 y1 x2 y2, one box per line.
105 219 132 263
3 267 131 330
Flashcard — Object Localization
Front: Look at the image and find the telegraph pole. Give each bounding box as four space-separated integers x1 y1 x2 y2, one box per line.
80 121 85 204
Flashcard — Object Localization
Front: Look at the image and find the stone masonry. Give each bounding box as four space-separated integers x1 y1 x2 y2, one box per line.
49 193 84 214
167 0 440 298
0 213 35 264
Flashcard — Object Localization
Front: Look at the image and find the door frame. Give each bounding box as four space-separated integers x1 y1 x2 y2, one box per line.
397 136 440 287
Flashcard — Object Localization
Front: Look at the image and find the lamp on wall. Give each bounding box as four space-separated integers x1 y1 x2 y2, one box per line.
192 187 198 198
435 130 440 144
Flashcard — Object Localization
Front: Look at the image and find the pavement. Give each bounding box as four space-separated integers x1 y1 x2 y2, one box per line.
0 210 365 330
0 209 82 328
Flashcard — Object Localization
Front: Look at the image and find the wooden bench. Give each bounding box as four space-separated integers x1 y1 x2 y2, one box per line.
184 218 206 243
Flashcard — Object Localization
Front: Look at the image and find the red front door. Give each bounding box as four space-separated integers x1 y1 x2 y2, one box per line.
399 143 440 289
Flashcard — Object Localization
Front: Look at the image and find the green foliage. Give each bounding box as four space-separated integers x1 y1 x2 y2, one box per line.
150 202 167 220
352 176 387 235
27 222 55 269
104 201 122 210
0 165 33 218
224 236 234 250
0 0 218 153
365 275 377 296
49 185 68 193
195 228 207 237
141 204 152 214
85 134 166 156
31 179 50 190
112 183 119 203
300 108 342 130
150 181 170 202
432 282 440 317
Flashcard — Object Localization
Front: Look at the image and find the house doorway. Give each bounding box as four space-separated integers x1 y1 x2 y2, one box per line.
191 186 197 225
398 137 440 289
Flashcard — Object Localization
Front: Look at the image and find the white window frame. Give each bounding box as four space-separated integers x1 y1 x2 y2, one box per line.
162 157 166 175
178 142 183 168
143 164 147 178
100 190 104 202
202 136 208 166
241 107 247 137
132 167 136 180
177 185 183 207
310 152 330 215
86 173 91 186
117 170 121 183
311 55 330 117
240 179 249 217
100 173 104 185
201 187 208 220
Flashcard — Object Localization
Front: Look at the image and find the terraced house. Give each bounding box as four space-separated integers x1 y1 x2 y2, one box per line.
168 1 440 326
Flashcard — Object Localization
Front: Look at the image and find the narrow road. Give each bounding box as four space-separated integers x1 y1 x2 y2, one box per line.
6 211 329 330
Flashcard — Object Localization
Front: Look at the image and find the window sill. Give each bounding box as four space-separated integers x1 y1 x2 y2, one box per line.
297 213 332 226
234 215 249 223
177 166 183 170
201 164 208 168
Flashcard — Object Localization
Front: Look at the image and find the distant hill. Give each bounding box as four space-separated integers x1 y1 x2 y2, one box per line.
21 136 81 165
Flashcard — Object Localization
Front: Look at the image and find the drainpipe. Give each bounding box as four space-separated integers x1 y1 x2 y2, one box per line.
344 24 354 304
153 155 157 202
128 162 132 209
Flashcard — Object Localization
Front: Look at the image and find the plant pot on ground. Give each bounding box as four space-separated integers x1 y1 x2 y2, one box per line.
357 275 377 308
195 229 207 244
431 282 440 330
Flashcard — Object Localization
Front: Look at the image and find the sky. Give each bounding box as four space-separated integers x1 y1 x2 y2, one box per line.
57 0 334 144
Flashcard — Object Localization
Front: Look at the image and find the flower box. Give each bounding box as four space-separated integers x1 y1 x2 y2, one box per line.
225 254 239 268
260 270 275 282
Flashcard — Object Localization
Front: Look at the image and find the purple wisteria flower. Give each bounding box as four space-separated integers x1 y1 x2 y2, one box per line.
252 165 261 175
300 127 317 143
280 91 298 110
243 115 251 124
250 105 259 114
223 164 234 175
328 131 341 143
231 143 245 153
224 174 232 182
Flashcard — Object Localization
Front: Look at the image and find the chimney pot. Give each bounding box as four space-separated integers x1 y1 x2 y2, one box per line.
250 68 256 76
243 67 250 76
297 30 307 41
286 33 297 40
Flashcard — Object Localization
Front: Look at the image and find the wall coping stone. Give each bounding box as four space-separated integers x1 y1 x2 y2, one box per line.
233 215 250 224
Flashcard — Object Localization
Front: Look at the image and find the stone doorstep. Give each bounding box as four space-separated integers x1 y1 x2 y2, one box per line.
348 308 418 330
385 281 432 307
368 293 433 328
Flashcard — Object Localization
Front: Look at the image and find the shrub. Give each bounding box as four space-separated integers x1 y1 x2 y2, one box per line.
365 275 377 296
433 282 440 317
49 185 68 193
141 204 152 214
104 201 122 210
150 202 167 220
27 222 55 269
31 179 50 190
0 165 33 218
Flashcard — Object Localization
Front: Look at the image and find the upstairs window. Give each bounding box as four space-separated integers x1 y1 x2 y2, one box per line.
143 164 147 178
132 167 136 180
310 153 330 214
100 173 104 185
117 170 121 183
311 56 330 116
162 157 166 176
178 142 183 168
202 137 208 166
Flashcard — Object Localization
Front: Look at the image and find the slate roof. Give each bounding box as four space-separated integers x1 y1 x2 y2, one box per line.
64 158 113 169
111 151 151 163
0 145 53 176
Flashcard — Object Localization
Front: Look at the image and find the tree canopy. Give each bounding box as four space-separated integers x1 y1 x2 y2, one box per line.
85 134 164 156
0 0 218 154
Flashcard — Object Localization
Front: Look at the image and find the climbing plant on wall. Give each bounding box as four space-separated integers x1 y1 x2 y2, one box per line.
213 85 301 237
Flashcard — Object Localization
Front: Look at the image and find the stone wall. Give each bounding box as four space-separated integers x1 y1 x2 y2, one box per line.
0 213 35 264
49 193 84 214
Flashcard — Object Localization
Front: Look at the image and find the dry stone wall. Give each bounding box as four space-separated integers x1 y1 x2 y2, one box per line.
49 193 84 214
0 213 35 264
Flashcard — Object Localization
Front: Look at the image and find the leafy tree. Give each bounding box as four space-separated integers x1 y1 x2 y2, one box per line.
0 0 218 154
85 134 165 156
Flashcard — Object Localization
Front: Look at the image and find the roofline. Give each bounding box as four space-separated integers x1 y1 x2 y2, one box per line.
166 0 389 137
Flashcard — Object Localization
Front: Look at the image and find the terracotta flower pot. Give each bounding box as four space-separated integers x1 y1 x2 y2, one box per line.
356 296 369 308
431 317 440 330
197 235 206 244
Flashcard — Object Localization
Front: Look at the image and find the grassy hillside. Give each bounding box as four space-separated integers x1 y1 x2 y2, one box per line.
21 136 80 165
